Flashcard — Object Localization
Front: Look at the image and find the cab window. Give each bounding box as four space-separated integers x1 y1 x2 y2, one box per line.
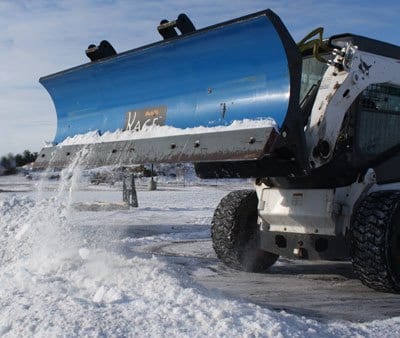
357 84 400 155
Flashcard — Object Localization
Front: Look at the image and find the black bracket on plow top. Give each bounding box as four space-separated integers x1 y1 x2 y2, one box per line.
158 13 196 40
86 40 117 61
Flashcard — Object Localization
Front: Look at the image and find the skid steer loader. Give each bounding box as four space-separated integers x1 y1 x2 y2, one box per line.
34 10 400 293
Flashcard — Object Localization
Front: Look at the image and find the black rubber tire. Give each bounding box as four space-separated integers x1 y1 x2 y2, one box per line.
211 190 278 272
350 190 400 293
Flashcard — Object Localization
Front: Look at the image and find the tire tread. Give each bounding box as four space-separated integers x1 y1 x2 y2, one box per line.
211 190 278 272
351 190 400 293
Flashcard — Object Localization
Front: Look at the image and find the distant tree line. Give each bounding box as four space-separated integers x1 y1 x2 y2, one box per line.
0 150 38 175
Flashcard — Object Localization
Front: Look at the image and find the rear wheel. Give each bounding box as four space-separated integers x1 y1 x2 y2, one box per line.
350 191 400 293
211 190 278 272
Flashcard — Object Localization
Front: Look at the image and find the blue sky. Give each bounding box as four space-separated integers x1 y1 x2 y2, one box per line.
0 0 399 156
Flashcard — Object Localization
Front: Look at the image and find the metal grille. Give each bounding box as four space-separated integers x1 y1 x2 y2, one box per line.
358 84 400 155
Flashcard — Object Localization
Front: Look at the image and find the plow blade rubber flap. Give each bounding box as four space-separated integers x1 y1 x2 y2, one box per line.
35 9 301 169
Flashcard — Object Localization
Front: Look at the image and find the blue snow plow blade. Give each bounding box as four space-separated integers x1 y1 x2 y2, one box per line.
35 10 301 169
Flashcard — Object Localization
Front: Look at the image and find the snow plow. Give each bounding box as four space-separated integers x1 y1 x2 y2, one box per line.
34 10 400 293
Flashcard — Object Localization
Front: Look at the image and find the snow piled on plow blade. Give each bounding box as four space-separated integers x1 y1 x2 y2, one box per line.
58 119 277 146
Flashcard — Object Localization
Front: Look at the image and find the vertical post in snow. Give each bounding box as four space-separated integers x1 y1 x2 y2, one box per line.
122 177 127 203
130 173 138 207
183 166 186 188
148 164 157 191
122 168 138 207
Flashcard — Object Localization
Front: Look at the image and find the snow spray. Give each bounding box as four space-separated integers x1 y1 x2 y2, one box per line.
0 148 90 270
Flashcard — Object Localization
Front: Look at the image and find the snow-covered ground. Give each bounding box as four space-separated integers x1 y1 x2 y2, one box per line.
1 167 400 337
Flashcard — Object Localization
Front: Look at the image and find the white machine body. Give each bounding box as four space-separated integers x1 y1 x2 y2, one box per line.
255 170 381 237
306 45 400 168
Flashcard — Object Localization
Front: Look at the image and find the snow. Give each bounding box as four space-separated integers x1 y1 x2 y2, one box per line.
1 165 400 336
57 118 277 146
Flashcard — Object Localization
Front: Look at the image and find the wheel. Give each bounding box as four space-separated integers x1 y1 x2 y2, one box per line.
211 190 278 272
350 190 400 293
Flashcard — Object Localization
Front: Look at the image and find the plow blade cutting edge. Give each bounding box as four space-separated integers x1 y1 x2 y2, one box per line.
34 10 300 169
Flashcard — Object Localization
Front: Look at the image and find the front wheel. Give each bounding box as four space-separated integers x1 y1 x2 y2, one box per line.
351 191 400 293
211 190 278 272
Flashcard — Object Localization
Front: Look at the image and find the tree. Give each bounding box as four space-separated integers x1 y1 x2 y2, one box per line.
0 153 16 175
14 150 38 167
0 150 38 175
15 153 24 167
